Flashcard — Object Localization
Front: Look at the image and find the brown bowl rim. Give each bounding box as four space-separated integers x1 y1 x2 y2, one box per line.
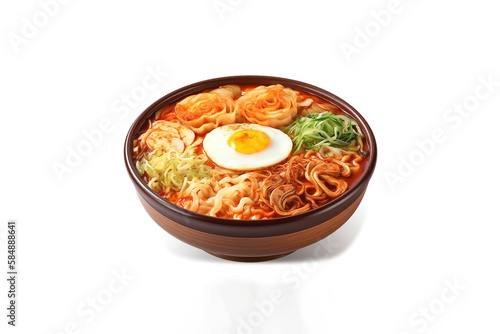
124 75 377 227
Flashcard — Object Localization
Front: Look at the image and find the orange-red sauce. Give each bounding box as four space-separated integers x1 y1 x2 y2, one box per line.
134 84 370 219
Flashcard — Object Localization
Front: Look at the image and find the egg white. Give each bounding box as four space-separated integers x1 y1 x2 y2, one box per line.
203 123 293 170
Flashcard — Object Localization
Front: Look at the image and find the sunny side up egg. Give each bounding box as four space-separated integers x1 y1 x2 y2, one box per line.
203 123 293 171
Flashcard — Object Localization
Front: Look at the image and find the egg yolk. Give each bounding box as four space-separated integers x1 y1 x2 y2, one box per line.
228 130 271 154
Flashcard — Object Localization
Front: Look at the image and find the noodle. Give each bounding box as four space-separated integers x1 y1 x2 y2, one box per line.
134 84 369 219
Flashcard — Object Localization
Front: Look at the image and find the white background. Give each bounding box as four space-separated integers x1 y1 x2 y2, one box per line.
1 0 499 333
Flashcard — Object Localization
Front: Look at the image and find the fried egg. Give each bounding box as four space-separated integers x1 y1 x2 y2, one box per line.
203 123 292 170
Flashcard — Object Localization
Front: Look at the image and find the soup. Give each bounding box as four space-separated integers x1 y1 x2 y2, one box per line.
133 84 369 219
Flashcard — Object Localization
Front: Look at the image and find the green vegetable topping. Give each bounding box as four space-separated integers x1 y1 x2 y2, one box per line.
136 146 213 193
284 112 365 155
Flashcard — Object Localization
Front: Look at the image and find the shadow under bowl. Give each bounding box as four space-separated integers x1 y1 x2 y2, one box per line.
124 75 377 262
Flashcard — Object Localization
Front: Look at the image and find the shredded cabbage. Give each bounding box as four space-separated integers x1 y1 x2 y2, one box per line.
136 146 213 193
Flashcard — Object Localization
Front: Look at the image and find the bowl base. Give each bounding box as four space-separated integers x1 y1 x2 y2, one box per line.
206 251 294 262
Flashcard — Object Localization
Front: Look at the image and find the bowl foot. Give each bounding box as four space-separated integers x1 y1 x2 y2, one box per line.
206 251 295 262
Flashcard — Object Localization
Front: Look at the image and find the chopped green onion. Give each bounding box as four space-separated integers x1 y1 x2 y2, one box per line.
284 112 365 155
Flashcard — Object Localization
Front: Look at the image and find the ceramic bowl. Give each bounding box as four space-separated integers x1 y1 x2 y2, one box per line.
124 75 377 262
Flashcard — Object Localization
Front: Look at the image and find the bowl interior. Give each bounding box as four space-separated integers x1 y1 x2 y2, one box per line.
124 75 377 226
